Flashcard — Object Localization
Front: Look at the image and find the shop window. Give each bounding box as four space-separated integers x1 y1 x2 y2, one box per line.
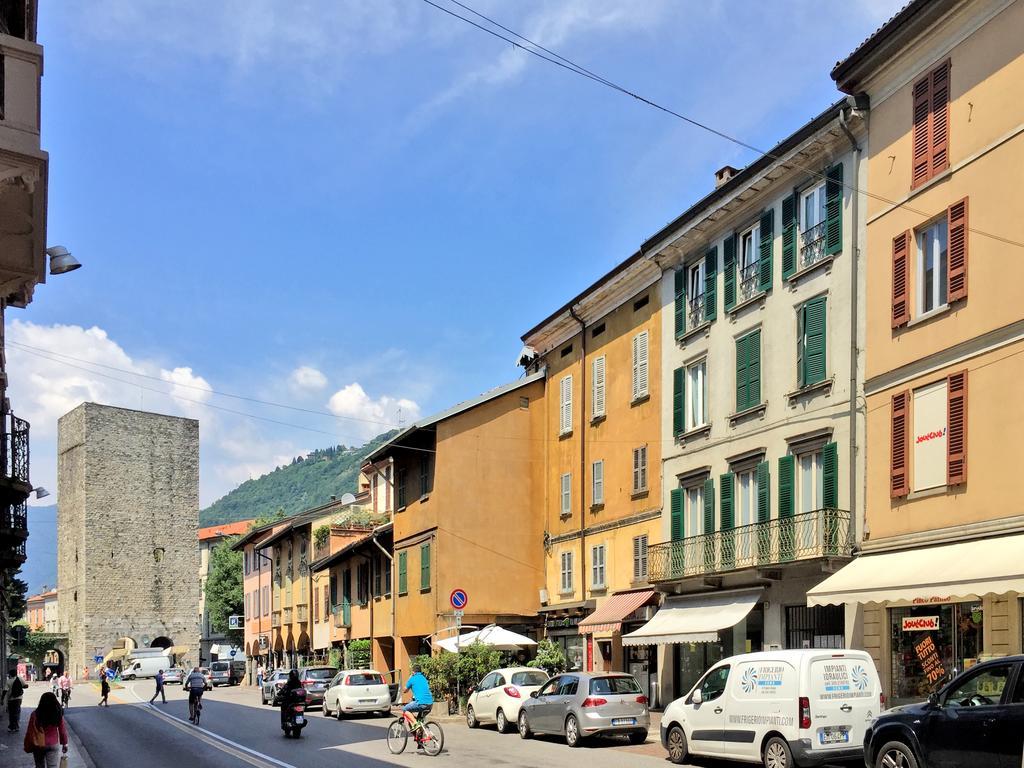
889 602 983 704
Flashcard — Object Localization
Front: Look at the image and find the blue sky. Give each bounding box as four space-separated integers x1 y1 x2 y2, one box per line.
12 0 903 507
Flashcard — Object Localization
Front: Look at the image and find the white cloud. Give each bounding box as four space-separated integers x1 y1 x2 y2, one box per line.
327 383 420 438
289 365 328 392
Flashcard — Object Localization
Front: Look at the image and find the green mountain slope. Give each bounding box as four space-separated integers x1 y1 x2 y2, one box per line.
199 430 398 526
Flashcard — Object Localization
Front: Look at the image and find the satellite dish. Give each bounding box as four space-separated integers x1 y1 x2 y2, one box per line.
340 493 356 505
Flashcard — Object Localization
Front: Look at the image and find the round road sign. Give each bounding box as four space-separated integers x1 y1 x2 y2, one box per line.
450 588 468 610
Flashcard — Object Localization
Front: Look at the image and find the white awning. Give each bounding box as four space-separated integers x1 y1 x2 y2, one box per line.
621 589 762 646
436 626 537 653
807 533 1024 606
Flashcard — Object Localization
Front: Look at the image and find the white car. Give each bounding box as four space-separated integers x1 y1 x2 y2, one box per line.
323 669 392 719
466 667 549 733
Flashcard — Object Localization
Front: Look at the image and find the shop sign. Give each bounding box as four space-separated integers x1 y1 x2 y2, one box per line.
545 616 581 630
902 615 940 632
912 596 952 605
913 634 947 684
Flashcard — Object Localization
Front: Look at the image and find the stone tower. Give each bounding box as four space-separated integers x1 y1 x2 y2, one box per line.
57 403 200 677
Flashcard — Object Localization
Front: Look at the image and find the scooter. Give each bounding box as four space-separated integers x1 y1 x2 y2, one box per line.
276 686 308 738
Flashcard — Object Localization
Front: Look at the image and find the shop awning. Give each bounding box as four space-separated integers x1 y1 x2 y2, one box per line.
622 589 762 646
578 590 657 635
807 533 1024 606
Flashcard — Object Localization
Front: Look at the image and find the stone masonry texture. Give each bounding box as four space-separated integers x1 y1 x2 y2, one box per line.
57 403 200 677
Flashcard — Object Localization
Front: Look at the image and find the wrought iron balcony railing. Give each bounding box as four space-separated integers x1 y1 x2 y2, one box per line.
331 599 351 628
0 413 30 486
738 259 762 303
799 221 827 270
0 500 27 539
648 508 852 582
687 293 706 329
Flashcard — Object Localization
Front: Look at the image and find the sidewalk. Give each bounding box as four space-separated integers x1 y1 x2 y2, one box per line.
0 682 95 768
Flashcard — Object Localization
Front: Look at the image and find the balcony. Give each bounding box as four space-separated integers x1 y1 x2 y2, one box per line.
0 413 30 489
270 612 281 629
648 508 852 582
332 599 351 628
738 259 762 304
283 607 293 624
799 222 828 271
687 293 705 329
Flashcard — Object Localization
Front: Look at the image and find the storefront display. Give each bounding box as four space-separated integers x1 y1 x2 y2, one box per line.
889 601 983 702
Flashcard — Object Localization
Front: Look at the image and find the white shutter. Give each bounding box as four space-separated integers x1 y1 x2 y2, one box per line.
561 473 572 516
592 356 606 418
592 460 604 505
632 331 649 400
559 375 573 434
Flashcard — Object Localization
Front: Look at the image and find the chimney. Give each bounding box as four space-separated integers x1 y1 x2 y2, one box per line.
715 165 740 188
330 495 337 501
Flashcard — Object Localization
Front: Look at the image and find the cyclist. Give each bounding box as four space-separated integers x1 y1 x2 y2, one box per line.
184 667 206 723
401 665 434 748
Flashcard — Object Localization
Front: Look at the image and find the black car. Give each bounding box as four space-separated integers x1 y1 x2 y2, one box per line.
864 655 1024 768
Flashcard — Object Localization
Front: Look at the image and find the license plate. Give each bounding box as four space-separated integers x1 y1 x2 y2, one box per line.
294 715 304 724
359 698 375 703
819 727 849 744
612 718 637 726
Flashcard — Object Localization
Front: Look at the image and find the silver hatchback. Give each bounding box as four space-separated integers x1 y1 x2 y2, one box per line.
517 672 650 747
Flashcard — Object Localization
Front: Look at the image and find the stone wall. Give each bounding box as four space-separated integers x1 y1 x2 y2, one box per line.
57 403 200 677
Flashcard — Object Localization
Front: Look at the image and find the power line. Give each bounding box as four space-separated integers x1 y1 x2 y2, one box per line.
417 0 1024 250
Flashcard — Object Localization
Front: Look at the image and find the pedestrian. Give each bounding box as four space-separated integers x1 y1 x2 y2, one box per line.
23 691 68 768
256 664 264 689
99 672 110 707
58 671 72 708
4 668 26 731
149 669 166 704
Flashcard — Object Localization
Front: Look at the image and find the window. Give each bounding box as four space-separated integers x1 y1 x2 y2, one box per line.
797 296 827 387
631 331 649 400
799 182 828 269
739 223 761 301
559 375 573 434
383 557 392 597
632 446 648 493
944 664 1012 708
735 330 761 412
693 665 730 703
420 543 431 591
313 584 319 622
687 259 705 328
357 562 369 605
796 449 823 515
912 60 950 189
785 605 845 649
560 551 574 593
633 294 649 311
735 468 757 528
591 356 606 419
322 584 328 620
633 535 648 581
560 473 572 517
917 218 948 315
397 551 408 595
687 359 707 431
557 676 580 696
419 455 430 497
685 483 705 537
591 460 604 506
244 550 250 575
372 556 381 597
591 545 606 589
263 586 270 617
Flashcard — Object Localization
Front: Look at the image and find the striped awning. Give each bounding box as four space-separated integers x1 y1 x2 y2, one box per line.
578 590 657 635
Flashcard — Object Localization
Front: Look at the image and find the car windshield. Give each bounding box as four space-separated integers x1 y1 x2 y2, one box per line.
304 668 337 680
589 676 641 695
346 673 384 685
211 662 229 671
511 671 548 687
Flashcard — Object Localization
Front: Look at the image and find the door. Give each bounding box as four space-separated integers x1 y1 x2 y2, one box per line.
924 662 1014 768
992 663 1024 768
552 675 579 735
475 673 498 720
685 664 731 757
528 676 564 732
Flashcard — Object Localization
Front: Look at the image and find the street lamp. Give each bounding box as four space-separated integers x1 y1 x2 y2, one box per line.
31 486 49 499
46 246 82 275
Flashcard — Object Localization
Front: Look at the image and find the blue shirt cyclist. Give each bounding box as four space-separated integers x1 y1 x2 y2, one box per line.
403 665 433 715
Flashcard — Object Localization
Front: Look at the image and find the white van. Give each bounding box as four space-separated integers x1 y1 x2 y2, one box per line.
122 654 171 681
661 649 882 768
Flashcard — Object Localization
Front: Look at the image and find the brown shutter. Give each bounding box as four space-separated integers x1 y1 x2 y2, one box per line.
892 230 911 328
911 74 932 188
947 370 968 485
891 391 910 498
930 60 951 178
947 197 968 302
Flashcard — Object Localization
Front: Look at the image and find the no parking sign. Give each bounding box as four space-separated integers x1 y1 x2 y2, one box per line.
449 588 468 610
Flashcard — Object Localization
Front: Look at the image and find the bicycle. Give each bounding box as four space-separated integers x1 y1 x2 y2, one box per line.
386 705 444 756
189 695 203 726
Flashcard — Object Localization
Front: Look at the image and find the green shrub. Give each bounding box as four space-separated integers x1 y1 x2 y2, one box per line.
527 639 565 675
348 639 371 669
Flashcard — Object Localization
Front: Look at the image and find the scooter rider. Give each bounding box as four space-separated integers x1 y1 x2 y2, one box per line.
275 669 304 727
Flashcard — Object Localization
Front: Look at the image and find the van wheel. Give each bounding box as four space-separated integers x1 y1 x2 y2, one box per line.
875 740 919 768
667 725 689 764
763 736 793 768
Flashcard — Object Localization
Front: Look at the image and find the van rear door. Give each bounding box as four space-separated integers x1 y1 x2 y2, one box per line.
806 653 879 757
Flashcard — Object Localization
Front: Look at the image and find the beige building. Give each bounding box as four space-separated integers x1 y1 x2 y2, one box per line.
808 0 1024 703
26 588 58 633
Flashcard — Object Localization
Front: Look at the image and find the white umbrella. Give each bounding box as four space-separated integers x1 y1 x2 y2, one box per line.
436 626 538 653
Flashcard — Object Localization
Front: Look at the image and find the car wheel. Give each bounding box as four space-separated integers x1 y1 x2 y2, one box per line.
875 740 919 768
628 731 648 745
565 714 582 748
518 711 532 740
336 707 345 721
466 705 478 729
763 736 794 768
323 701 332 717
495 708 509 734
667 725 689 764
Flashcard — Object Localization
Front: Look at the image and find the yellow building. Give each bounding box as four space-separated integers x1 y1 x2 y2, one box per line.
520 252 662 686
363 374 546 683
808 0 1024 703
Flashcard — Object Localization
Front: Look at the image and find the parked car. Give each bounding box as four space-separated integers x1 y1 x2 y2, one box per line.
298 666 339 708
517 672 649 747
210 659 246 686
467 667 548 733
661 649 882 768
863 655 1024 768
199 667 213 691
162 668 183 685
261 670 289 705
323 669 391 718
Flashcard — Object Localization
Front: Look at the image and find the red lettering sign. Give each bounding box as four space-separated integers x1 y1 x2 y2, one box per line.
902 616 940 631
915 427 946 444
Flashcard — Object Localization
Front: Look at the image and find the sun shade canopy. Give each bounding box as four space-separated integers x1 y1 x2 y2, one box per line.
435 626 537 653
621 589 762 646
578 590 657 635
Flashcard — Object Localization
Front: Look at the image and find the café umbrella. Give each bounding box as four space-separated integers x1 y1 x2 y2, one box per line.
435 626 537 653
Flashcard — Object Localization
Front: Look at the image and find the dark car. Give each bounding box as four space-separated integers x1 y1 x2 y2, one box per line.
864 655 1024 768
298 666 339 708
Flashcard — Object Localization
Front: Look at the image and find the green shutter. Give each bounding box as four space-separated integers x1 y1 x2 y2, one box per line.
673 366 685 436
704 246 717 323
719 473 734 529
747 330 761 407
801 297 827 386
822 442 839 509
778 456 795 518
420 543 430 590
670 488 683 540
735 335 748 412
756 461 770 522
758 208 774 292
703 477 715 533
782 192 798 280
398 551 407 595
723 234 737 311
674 269 686 338
825 163 843 256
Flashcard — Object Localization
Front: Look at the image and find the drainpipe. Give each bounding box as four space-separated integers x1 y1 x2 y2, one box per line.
371 527 395 683
839 103 862 551
568 306 587 668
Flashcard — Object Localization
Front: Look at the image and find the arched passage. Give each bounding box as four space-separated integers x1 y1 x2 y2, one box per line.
150 636 173 649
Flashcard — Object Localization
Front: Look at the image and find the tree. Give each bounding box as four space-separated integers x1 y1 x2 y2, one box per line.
13 630 64 666
1 571 27 622
205 537 243 644
347 639 370 669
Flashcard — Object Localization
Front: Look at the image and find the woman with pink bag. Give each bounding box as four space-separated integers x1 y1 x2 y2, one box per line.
23 692 68 767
